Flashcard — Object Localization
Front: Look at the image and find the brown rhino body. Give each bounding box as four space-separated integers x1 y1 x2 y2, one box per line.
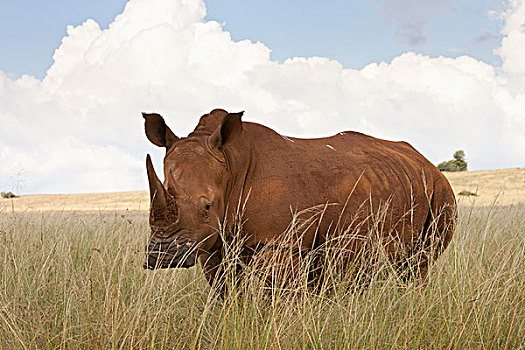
143 109 456 288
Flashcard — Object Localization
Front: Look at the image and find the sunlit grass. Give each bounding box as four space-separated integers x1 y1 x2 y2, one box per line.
1 204 524 349
2 168 523 213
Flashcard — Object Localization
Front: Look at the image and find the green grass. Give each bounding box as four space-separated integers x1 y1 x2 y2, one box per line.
0 205 524 349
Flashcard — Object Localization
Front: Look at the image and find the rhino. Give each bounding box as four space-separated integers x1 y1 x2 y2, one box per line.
143 109 456 289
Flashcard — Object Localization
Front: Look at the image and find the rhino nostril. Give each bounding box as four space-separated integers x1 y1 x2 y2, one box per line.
144 236 197 270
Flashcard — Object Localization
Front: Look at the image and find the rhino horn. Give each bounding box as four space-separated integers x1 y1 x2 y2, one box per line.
146 154 178 224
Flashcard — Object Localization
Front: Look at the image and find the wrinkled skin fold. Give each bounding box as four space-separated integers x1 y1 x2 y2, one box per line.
142 108 456 293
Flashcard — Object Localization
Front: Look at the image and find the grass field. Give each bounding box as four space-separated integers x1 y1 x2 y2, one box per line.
2 168 524 212
446 168 525 206
0 206 524 348
0 168 524 348
0 191 149 213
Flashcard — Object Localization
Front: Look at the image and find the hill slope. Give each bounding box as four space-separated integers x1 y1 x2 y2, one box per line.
1 191 149 213
1 168 524 212
444 168 525 206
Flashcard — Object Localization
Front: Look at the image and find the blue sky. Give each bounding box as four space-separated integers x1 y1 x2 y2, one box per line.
0 0 126 79
0 0 504 79
207 0 504 67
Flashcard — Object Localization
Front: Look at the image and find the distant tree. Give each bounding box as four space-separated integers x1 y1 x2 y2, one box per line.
437 150 468 172
452 150 467 171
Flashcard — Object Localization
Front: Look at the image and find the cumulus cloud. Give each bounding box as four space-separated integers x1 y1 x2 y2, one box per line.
381 0 455 46
496 0 525 88
0 0 524 194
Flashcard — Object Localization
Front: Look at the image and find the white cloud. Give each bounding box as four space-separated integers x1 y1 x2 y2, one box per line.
496 0 525 88
0 0 524 194
381 0 455 46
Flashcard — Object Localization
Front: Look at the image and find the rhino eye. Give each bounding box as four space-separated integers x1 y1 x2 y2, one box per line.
200 197 211 212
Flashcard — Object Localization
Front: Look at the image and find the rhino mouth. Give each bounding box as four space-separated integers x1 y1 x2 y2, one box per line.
143 238 198 270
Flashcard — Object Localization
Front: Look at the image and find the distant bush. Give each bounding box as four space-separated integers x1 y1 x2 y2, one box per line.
1 191 17 198
438 150 467 172
458 190 478 197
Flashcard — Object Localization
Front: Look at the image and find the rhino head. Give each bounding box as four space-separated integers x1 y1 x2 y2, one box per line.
142 109 243 270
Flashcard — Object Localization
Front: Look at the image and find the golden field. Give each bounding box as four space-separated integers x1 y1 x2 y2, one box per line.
445 168 525 206
0 190 149 213
0 168 524 348
1 168 524 212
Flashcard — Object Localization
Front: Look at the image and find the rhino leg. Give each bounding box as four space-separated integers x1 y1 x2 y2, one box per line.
399 190 456 283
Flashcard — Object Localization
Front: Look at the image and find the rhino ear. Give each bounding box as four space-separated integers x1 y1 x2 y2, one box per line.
209 111 244 150
143 112 179 149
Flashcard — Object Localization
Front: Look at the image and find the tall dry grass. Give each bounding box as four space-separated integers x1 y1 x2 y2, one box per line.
0 203 524 349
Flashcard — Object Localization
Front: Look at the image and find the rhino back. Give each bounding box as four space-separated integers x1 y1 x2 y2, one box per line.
237 122 450 249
